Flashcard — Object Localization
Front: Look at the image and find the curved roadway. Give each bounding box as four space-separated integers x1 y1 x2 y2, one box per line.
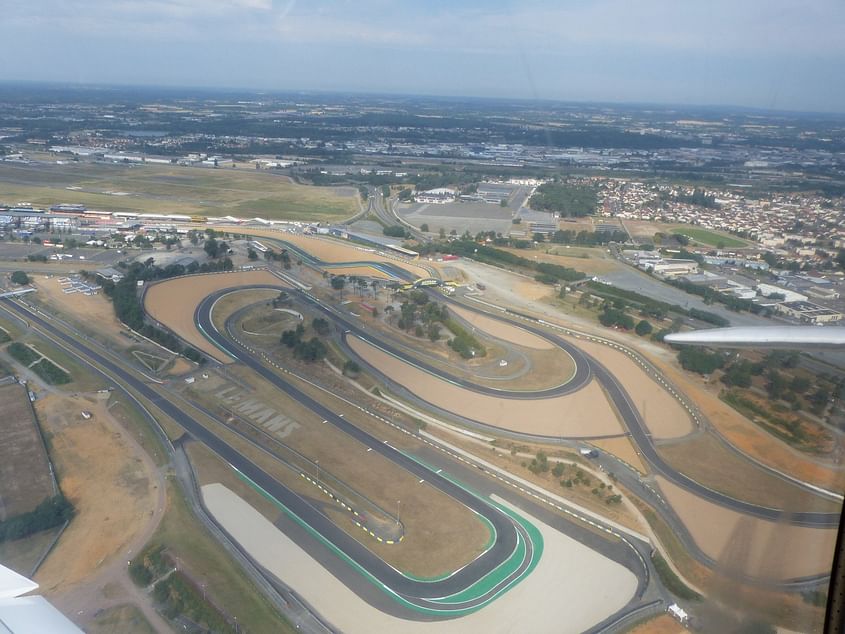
211 278 840 529
1 296 535 614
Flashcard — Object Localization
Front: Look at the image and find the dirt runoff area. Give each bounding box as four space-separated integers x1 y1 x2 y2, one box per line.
348 335 624 438
571 337 693 439
33 393 160 595
202 483 638 634
31 275 127 343
655 476 837 580
143 269 284 363
234 228 432 279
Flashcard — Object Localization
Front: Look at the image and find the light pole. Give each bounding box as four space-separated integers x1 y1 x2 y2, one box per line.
396 500 401 525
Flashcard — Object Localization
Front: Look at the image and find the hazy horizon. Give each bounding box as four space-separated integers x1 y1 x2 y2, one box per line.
2 1 844 114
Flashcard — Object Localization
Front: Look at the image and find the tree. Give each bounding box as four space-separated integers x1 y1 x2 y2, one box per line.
790 375 811 394
420 223 429 233
439 227 446 239
500 199 508 208
766 369 788 399
635 320 653 336
312 317 330 336
678 347 725 375
383 225 408 238
330 275 346 300
247 248 258 261
204 237 219 258
10 271 29 285
343 360 361 377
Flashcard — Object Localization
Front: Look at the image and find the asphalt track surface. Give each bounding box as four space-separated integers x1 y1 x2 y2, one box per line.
2 297 532 612
213 275 840 529
194 290 543 610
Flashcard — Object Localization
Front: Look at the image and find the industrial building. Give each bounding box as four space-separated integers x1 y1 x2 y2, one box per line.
414 188 457 204
756 283 808 303
775 300 843 324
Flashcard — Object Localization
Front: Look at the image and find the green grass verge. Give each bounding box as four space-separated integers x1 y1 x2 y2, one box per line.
670 225 747 248
149 481 295 633
651 551 701 601
30 358 71 385
6 341 39 365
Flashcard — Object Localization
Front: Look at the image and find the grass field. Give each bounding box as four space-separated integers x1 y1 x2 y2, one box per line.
669 225 748 248
0 162 358 221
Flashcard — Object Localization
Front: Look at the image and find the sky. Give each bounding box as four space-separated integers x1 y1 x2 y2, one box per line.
1 0 844 113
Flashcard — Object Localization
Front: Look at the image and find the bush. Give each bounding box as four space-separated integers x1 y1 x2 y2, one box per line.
7 341 39 365
534 273 558 285
312 317 330 336
152 573 236 633
293 337 327 362
635 319 653 336
31 359 71 385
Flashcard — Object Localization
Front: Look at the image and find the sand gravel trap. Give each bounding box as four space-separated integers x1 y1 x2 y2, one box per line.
449 305 554 351
655 476 837 580
571 338 693 439
348 336 623 437
233 229 432 279
144 270 285 363
202 483 638 634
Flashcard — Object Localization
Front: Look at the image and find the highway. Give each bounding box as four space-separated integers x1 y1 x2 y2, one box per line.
1 296 540 614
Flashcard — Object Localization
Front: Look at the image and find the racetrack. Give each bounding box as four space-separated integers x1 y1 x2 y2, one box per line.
188 280 841 527
347 334 624 437
3 296 549 615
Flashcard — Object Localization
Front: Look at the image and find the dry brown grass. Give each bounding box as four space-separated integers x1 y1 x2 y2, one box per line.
626 614 688 634
426 428 645 533
658 433 840 513
644 353 845 492
31 276 128 344
183 368 491 578
34 393 158 593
